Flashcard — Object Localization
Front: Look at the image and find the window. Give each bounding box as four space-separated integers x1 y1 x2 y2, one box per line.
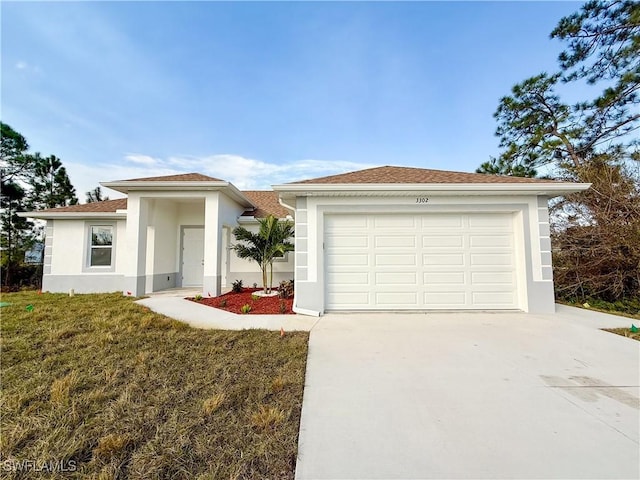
89 225 113 266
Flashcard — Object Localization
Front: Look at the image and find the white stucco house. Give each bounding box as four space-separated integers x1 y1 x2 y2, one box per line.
24 166 589 315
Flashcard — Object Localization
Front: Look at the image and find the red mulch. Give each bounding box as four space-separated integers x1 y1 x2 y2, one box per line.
189 288 294 315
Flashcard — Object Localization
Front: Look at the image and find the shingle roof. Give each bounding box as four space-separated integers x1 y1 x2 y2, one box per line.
120 173 223 182
288 166 557 184
31 192 288 218
36 198 128 214
241 191 290 218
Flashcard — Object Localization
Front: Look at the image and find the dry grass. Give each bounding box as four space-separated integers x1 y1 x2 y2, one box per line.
251 406 287 431
0 291 309 479
603 327 640 342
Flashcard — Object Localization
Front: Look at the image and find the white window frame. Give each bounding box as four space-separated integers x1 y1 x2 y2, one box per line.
83 222 117 272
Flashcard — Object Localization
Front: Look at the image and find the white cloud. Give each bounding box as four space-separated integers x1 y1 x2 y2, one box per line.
65 154 380 203
125 154 159 166
161 154 378 190
15 60 41 74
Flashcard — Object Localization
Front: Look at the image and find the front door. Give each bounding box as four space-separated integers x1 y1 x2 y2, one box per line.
182 227 204 286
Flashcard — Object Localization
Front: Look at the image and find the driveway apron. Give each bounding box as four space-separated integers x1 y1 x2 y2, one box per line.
295 309 639 479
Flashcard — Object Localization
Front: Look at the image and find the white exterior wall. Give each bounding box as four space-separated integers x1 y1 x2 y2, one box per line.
293 194 554 315
146 199 179 292
49 219 87 274
176 201 205 226
43 218 126 293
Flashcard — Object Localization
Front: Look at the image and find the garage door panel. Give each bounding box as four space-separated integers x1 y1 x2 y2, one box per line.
374 216 417 228
422 235 464 247
329 272 370 285
376 292 418 306
470 254 513 266
424 272 465 284
327 253 369 266
423 254 465 266
327 292 370 306
469 234 512 247
375 254 416 266
326 215 367 229
472 272 514 284
472 292 516 305
325 213 518 310
468 214 512 228
421 216 463 228
375 235 416 248
326 235 369 248
424 292 466 306
375 271 417 285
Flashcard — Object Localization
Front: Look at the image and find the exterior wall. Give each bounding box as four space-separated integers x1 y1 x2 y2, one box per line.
292 194 555 316
145 200 179 292
43 218 126 293
177 201 205 225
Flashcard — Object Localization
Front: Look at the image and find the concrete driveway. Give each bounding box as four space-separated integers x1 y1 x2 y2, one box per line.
295 306 639 479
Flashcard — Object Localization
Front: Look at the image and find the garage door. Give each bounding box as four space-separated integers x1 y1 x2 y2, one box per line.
325 213 519 310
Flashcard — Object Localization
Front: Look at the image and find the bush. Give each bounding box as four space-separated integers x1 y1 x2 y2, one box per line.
552 160 640 302
231 279 243 293
240 304 251 314
278 280 294 299
1 262 41 290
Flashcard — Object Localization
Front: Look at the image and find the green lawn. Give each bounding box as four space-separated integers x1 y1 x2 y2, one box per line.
0 291 309 479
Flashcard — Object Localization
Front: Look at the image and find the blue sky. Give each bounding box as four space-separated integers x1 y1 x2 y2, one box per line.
2 1 582 200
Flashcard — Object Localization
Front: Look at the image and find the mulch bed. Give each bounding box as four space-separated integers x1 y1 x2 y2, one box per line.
189 288 295 315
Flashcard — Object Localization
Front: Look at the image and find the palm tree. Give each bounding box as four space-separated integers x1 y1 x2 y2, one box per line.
232 215 294 294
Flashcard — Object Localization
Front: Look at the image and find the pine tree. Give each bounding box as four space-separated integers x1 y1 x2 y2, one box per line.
477 1 639 175
1 122 78 286
28 154 78 209
86 186 109 203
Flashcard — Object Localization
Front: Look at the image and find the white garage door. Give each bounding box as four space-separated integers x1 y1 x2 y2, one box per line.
325 213 519 310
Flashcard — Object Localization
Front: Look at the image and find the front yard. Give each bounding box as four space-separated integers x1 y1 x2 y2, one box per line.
0 292 309 479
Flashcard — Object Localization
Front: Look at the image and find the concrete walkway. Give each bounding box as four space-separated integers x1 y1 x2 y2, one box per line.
136 295 319 331
295 307 639 479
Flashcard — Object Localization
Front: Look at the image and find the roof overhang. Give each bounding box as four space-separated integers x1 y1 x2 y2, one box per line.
272 182 591 198
100 180 254 208
18 211 127 220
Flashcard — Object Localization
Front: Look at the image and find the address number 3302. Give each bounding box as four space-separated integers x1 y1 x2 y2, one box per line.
416 197 429 204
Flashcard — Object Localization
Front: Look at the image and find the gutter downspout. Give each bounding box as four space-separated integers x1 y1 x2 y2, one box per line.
278 197 296 214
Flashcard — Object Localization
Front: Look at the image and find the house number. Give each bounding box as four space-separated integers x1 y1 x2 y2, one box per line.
416 197 429 204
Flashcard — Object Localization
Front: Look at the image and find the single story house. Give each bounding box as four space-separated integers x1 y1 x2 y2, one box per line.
24 166 589 315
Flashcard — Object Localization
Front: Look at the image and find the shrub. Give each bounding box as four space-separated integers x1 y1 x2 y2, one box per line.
231 279 243 293
278 280 294 299
194 294 202 301
219 298 227 308
240 304 251 314
251 294 260 301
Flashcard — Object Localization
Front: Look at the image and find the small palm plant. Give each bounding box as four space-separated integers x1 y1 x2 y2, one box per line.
232 215 294 294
